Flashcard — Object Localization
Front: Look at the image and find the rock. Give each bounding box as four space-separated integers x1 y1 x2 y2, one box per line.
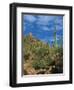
36 69 46 74
24 63 36 75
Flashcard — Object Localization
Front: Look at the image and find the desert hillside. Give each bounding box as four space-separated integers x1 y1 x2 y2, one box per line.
23 33 63 75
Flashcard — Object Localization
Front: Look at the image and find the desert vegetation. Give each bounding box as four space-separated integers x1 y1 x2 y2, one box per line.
23 33 63 75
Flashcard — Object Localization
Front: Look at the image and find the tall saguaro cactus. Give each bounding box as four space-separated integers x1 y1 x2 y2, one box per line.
53 17 58 47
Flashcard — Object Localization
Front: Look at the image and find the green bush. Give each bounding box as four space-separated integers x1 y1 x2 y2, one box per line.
32 58 53 70
47 58 54 66
32 60 46 69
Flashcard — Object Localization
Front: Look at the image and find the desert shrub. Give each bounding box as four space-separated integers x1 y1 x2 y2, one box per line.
46 58 54 66
24 53 30 60
54 47 63 55
32 57 53 70
32 59 47 69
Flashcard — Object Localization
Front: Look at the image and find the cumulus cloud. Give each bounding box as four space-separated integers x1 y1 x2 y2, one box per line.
42 26 50 31
24 15 36 23
36 16 56 26
24 15 63 31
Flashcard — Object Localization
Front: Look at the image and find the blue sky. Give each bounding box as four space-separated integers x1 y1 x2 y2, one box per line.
23 14 63 46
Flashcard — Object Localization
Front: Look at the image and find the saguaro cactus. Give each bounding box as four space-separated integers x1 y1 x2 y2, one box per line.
53 17 58 47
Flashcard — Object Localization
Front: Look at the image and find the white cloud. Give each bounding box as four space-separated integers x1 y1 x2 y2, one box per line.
24 15 36 23
42 26 50 31
39 25 55 31
36 16 55 25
